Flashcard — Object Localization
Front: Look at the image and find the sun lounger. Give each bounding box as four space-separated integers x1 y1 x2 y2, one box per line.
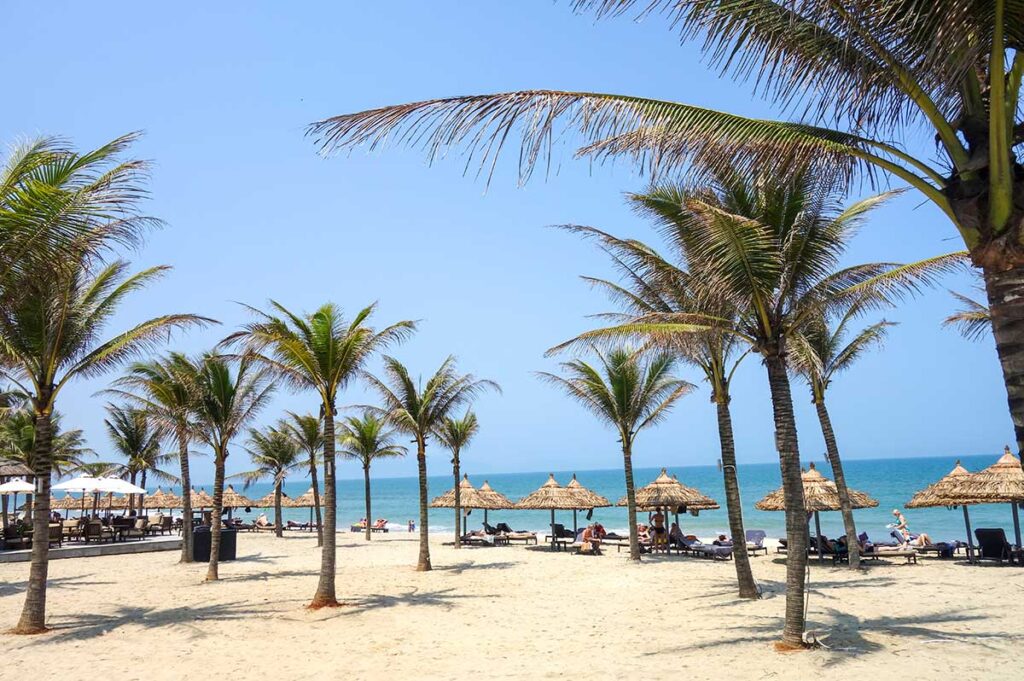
254 518 277 532
370 519 389 533
745 530 768 556
974 528 1014 563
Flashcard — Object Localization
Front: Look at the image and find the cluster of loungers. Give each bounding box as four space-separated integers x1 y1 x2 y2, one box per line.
349 519 389 533
459 522 538 546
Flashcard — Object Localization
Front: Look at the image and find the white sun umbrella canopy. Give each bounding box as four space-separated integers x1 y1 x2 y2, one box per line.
52 476 106 493
0 479 35 494
97 477 146 495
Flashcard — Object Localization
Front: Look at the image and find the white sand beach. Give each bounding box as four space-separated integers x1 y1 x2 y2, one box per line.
1 533 1022 680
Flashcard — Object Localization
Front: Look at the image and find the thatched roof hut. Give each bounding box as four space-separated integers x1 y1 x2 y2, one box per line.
755 463 878 512
617 469 719 512
0 460 33 480
906 461 977 508
478 481 516 510
52 493 82 510
958 447 1024 502
287 486 324 508
430 475 492 509
566 474 611 509
221 485 256 508
190 489 215 508
255 490 290 508
516 474 594 511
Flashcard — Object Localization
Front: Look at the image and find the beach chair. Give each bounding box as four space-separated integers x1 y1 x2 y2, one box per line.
47 523 62 548
745 530 768 556
254 517 276 532
371 519 389 533
84 521 115 543
974 528 1013 563
123 518 148 541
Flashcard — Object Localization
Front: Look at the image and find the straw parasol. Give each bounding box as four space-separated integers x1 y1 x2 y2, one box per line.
144 488 168 510
287 486 324 528
190 488 215 509
221 485 256 509
431 475 498 536
956 446 1024 548
563 474 611 532
477 480 516 525
906 460 981 558
617 468 719 513
516 474 609 546
0 459 33 480
755 462 878 564
255 490 290 508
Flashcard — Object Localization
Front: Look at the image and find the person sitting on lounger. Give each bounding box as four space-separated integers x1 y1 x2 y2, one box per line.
713 534 733 547
668 522 685 547
899 528 932 547
580 524 602 554
637 523 650 543
593 522 607 539
649 510 667 546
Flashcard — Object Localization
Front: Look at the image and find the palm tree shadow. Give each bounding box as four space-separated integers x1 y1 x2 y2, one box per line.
30 600 268 645
231 552 287 563
434 561 516 575
220 569 319 583
0 574 115 598
320 587 494 618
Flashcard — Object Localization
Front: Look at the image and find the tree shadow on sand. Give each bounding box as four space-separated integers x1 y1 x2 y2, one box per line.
0 574 115 598
434 561 516 575
316 587 495 619
27 600 270 645
646 606 1009 665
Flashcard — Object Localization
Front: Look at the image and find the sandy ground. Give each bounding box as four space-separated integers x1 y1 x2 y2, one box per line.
1 532 1022 680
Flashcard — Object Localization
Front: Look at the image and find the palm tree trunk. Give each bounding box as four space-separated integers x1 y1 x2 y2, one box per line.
982 265 1024 461
140 470 148 516
14 399 53 634
177 428 194 563
205 448 226 581
715 397 758 599
764 352 808 650
310 408 338 608
622 439 640 562
309 453 323 547
274 479 283 538
453 450 461 549
129 471 137 515
363 464 372 541
416 438 431 571
813 397 860 569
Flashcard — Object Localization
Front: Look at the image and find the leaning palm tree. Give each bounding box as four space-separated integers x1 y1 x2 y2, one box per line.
223 302 415 607
308 2 1024 460
338 412 407 541
235 423 303 538
539 347 692 561
547 173 955 645
365 356 498 571
434 411 480 547
0 254 206 633
553 215 758 598
283 411 326 546
108 352 208 563
189 354 275 581
104 404 175 515
790 312 894 569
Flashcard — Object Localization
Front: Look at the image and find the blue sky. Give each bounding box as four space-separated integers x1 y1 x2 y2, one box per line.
1 2 1006 484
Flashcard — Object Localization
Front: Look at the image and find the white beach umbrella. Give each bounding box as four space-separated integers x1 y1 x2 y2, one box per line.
96 477 146 495
0 479 34 494
52 476 106 493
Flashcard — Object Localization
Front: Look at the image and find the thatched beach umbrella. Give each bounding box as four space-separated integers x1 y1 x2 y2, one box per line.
564 474 611 532
617 468 719 512
516 474 606 546
756 462 878 564
190 488 215 509
431 475 496 535
906 460 980 558
144 488 168 510
478 480 516 525
255 490 290 508
287 486 324 528
957 446 1024 548
221 485 255 509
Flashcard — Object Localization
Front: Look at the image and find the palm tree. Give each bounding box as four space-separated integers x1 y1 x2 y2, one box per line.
944 279 992 342
235 423 303 538
546 173 952 645
553 214 758 597
108 353 208 563
365 356 498 571
434 411 480 547
283 412 326 546
338 413 407 541
790 313 894 569
104 404 175 515
0 252 205 633
539 347 691 561
308 2 1024 456
189 354 275 580
223 302 415 607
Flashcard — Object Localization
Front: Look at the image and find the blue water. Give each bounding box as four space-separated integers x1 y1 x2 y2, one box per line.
170 454 1020 543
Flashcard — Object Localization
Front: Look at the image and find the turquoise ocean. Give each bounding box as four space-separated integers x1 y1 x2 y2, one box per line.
186 453 1021 543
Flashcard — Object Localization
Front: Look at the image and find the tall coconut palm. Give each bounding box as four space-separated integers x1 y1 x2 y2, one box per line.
539 347 692 561
104 404 175 515
223 302 415 607
108 352 208 563
308 2 1024 465
552 217 758 598
434 411 480 547
338 412 407 541
283 411 325 546
547 173 955 645
235 423 303 538
189 354 275 580
0 255 206 633
790 313 895 569
944 280 992 342
365 356 498 571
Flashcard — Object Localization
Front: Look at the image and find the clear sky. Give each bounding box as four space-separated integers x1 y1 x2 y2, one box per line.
1 2 1007 484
